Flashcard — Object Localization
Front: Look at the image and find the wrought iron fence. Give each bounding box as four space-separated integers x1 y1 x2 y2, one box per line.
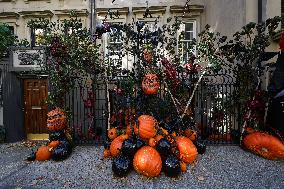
66 67 240 145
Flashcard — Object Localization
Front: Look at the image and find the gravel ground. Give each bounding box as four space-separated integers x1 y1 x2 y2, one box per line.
0 142 283 189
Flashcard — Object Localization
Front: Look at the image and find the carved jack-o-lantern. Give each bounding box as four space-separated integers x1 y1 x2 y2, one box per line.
142 74 160 95
47 108 67 131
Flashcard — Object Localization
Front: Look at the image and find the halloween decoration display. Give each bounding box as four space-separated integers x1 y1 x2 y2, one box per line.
175 136 198 164
141 74 160 95
110 134 129 157
242 132 284 160
112 155 132 177
134 115 157 140
36 146 52 161
47 108 67 131
133 146 162 177
163 155 181 177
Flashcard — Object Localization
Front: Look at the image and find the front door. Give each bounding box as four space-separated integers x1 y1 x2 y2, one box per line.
23 79 48 135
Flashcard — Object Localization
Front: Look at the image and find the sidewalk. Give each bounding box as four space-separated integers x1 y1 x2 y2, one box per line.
0 142 283 189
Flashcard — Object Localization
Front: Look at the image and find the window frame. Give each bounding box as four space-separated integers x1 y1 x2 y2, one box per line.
177 20 197 64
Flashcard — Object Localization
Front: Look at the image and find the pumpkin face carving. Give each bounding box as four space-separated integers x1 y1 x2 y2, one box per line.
141 74 160 95
134 115 157 140
47 108 67 131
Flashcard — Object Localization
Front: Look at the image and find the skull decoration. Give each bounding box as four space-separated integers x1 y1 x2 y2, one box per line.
142 74 160 95
47 108 67 131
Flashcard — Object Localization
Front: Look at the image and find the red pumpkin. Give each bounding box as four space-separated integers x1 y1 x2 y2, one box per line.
141 74 160 95
134 115 157 140
175 136 198 164
36 146 52 161
110 134 129 157
243 132 284 160
108 128 118 140
47 108 67 131
48 141 60 148
133 146 162 177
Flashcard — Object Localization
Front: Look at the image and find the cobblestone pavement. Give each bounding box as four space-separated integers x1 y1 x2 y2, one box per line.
0 142 283 189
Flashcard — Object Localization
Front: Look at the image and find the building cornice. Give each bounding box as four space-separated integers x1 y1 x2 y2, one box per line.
54 9 89 17
132 6 167 14
0 12 20 19
96 7 129 16
18 10 53 18
170 5 204 14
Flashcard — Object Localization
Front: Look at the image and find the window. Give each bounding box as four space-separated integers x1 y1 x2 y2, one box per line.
178 21 197 64
31 28 45 47
104 23 128 77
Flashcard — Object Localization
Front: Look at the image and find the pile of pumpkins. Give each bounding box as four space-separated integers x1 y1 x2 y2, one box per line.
27 108 73 161
103 114 206 178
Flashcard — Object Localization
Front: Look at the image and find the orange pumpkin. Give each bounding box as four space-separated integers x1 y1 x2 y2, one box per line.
141 74 160 95
175 136 198 164
47 108 67 131
103 149 111 158
110 134 129 157
108 128 118 140
48 141 60 148
133 146 162 177
184 129 197 141
243 132 284 160
180 161 187 172
134 115 157 140
148 138 157 147
36 146 52 161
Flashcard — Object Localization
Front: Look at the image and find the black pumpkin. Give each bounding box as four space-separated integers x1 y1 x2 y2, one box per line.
163 155 181 177
194 140 206 155
26 151 36 161
156 138 171 157
51 140 72 161
112 155 132 177
49 131 66 141
136 138 145 149
121 138 137 158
